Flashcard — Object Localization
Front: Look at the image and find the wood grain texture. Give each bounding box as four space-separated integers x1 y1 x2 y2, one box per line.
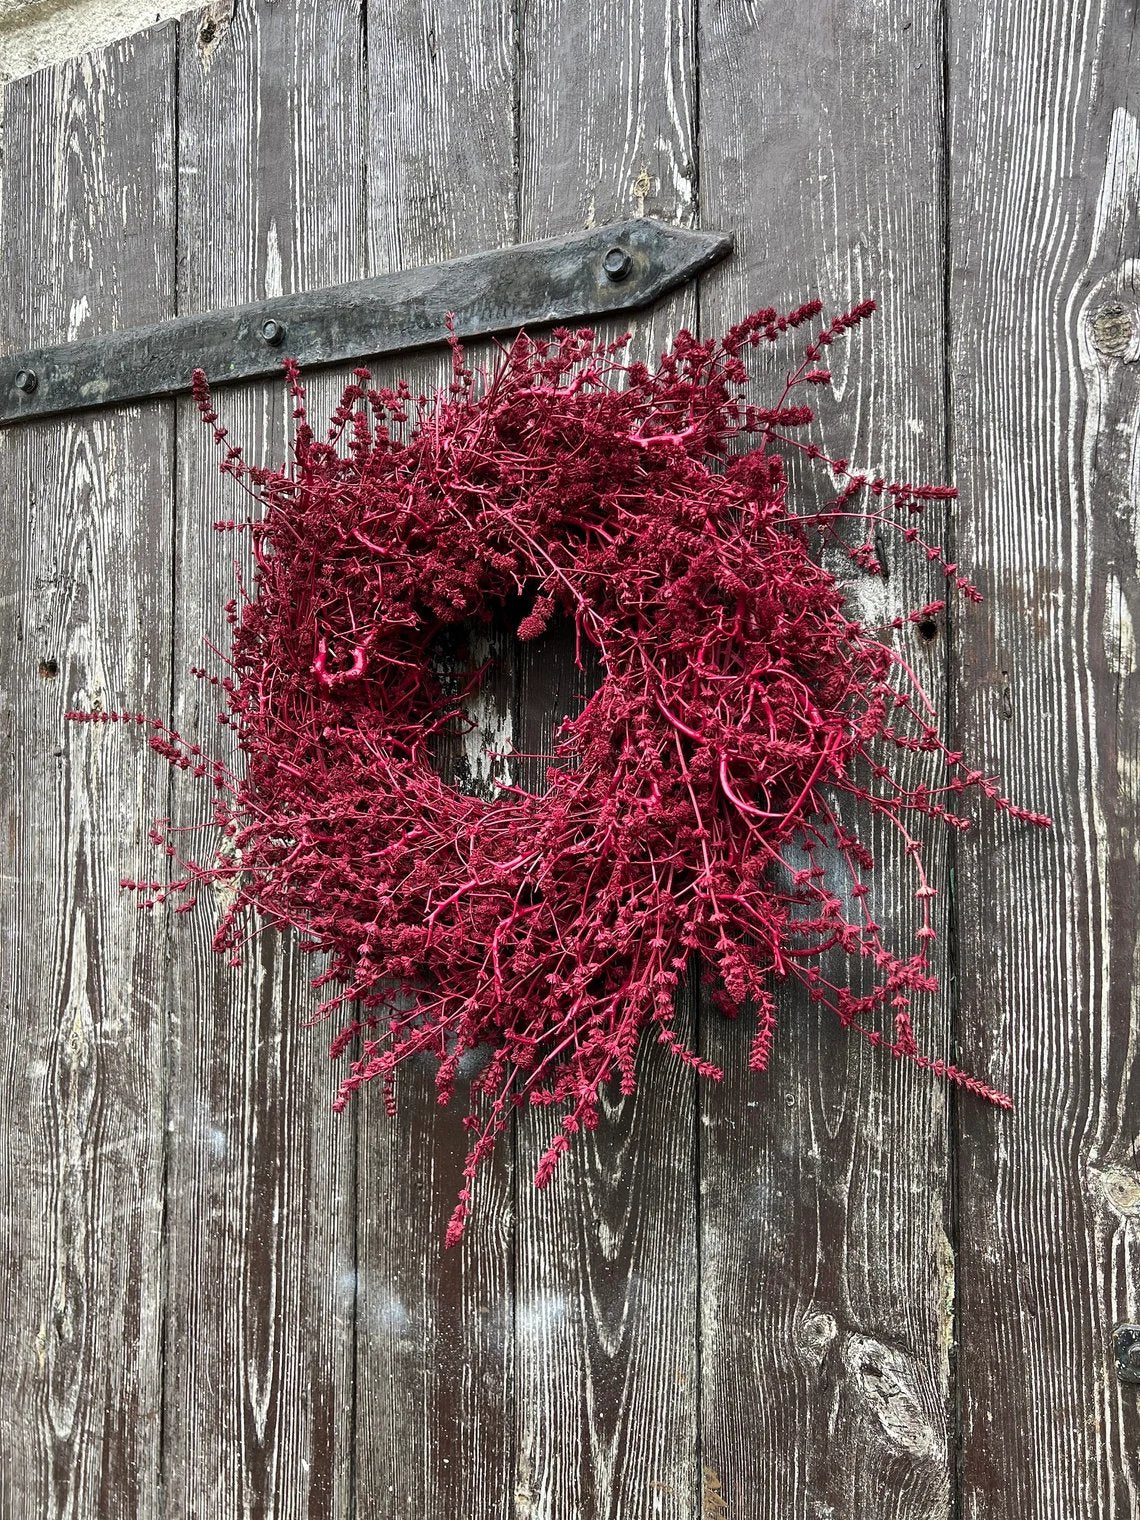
514 3 702 1517
698 4 957 1517
0 28 175 1520
353 4 517 1518
2 2 1137 1515
949 2 1140 1515
160 4 363 1515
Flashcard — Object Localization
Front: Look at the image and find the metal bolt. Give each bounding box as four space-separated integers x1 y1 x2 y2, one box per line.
1113 1325 1140 1384
13 370 37 395
602 246 633 282
260 318 286 346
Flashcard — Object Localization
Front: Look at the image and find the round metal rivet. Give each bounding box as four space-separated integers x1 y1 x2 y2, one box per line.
1113 1325 1140 1383
14 370 38 395
261 318 286 346
602 246 633 282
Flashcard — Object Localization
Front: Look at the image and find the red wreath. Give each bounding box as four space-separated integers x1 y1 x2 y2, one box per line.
71 301 1048 1245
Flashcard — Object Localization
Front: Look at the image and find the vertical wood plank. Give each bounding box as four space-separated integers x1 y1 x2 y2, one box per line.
161 3 363 1514
948 3 1140 1514
513 5 702 1517
353 4 517 1518
698 6 956 1517
0 29 175 1520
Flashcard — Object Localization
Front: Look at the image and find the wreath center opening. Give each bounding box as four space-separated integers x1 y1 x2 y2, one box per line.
427 599 604 800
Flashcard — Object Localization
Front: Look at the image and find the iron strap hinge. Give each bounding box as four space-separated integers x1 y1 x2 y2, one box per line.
1 220 733 427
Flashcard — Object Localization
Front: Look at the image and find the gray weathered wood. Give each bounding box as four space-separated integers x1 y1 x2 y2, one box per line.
351 4 518 1517
949 2 1140 1514
159 4 362 1515
1 3 1136 1516
513 2 702 1515
698 4 957 1516
0 29 175 1520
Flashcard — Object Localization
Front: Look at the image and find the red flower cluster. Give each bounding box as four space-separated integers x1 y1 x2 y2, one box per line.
70 301 1049 1246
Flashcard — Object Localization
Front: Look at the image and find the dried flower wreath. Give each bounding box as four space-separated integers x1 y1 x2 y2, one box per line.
70 300 1048 1246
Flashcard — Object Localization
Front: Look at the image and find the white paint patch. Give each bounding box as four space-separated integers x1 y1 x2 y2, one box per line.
516 1293 567 1335
264 218 283 301
597 1218 618 1261
66 292 89 341
1103 572 1136 683
374 1295 412 1331
461 630 513 795
209 833 242 918
455 1041 490 1079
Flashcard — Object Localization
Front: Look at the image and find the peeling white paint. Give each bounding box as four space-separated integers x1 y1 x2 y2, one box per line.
66 291 90 341
460 630 513 795
264 218 283 301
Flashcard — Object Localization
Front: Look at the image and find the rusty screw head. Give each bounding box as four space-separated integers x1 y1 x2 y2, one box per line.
602 246 633 282
13 369 37 395
260 318 286 347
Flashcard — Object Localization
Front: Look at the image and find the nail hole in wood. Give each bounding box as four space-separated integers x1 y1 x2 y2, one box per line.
38 658 58 679
916 619 938 643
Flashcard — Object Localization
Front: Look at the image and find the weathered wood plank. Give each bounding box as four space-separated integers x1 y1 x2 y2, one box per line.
352 4 517 1517
698 5 956 1516
160 4 362 1515
513 3 702 1515
949 2 1140 1514
0 29 175 1520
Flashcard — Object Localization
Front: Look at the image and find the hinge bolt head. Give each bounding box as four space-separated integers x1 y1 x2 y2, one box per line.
603 246 633 282
1113 1324 1140 1383
260 318 286 347
14 370 37 395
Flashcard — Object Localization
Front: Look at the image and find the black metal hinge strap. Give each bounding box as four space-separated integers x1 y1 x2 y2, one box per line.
1 220 733 427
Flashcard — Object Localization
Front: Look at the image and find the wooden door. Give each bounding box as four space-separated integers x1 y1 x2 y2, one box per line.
0 2 1136 1516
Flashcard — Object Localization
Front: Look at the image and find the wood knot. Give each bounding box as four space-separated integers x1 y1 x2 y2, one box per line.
795 1309 839 1368
841 1334 941 1461
1090 301 1136 359
1092 1163 1140 1217
196 1 235 66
